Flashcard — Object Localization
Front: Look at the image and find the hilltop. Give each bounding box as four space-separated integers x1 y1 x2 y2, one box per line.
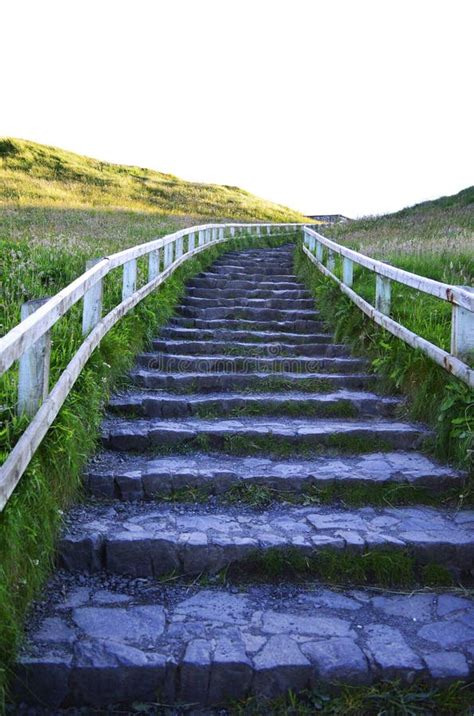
324 185 474 270
0 138 307 223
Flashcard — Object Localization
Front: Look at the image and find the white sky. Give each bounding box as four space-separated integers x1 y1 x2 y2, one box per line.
2 0 473 217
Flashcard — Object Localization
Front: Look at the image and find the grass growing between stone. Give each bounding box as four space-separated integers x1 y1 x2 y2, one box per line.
152 479 464 509
0 233 291 708
193 398 360 419
226 546 455 589
231 680 474 715
190 433 398 457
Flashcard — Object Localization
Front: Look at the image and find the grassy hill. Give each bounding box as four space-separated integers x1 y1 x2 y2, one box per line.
325 185 474 272
0 138 307 222
0 138 309 337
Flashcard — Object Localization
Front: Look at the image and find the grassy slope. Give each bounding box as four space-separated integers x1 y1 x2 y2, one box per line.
296 186 474 472
0 137 307 220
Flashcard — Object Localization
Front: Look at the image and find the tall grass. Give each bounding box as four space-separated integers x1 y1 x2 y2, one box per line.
296 188 474 472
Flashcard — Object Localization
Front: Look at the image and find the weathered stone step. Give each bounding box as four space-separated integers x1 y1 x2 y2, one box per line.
213 253 294 262
169 317 325 332
17 578 474 708
131 369 378 393
208 267 296 278
85 451 464 501
180 296 315 310
136 353 367 375
57 503 474 578
151 339 350 357
108 389 400 420
201 271 299 281
186 287 311 300
188 278 303 291
177 306 320 322
209 256 295 276
159 327 334 344
101 416 427 453
209 252 294 260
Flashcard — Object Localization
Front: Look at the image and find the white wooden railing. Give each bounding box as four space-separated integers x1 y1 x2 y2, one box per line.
302 226 474 390
0 222 307 511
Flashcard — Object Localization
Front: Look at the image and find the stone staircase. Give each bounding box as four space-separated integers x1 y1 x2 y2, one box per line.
15 244 474 711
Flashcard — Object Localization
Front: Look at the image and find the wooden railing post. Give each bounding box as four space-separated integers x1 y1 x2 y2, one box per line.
82 259 103 335
17 298 51 417
175 236 183 260
343 257 354 287
149 249 160 281
451 287 474 358
163 242 173 268
375 274 391 315
198 230 205 246
316 242 323 262
219 227 224 240
327 250 336 273
188 231 196 252
122 259 137 300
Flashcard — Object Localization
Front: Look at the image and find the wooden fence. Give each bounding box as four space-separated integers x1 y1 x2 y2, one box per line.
0 222 304 511
302 226 474 389
1 221 472 513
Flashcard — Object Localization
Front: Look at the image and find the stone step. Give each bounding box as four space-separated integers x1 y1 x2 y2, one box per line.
210 264 296 275
108 390 400 420
180 296 316 310
151 339 350 357
159 327 334 344
17 578 474 708
131 369 379 393
136 353 367 375
186 287 312 300
201 271 299 281
188 278 303 291
101 416 427 453
208 263 296 272
85 451 464 501
169 317 325 332
57 503 474 578
213 253 294 262
176 306 320 322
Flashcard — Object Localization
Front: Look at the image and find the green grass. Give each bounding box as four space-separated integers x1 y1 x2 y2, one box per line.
226 546 454 589
0 137 308 221
231 680 474 715
295 246 474 473
326 185 474 261
134 478 464 511
0 234 289 708
192 398 359 419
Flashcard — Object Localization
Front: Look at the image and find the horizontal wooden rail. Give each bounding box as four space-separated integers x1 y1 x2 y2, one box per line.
0 222 309 511
302 228 474 389
303 227 474 312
